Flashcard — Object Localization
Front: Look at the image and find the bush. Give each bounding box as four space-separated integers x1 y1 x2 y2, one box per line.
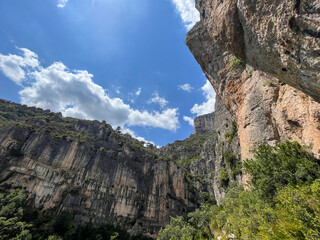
158 216 195 240
230 56 244 69
207 141 320 239
224 122 237 144
218 168 229 188
158 205 214 240
244 141 320 200
258 180 320 239
0 189 32 240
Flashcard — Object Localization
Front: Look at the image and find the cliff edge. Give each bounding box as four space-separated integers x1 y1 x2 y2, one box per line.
186 0 320 168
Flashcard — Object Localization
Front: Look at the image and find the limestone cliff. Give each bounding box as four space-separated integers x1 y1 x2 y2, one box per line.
160 97 241 205
0 99 199 238
194 112 215 134
192 0 320 102
186 0 320 166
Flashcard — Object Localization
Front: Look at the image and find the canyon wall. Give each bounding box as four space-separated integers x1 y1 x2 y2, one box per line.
193 0 320 102
186 0 320 165
0 100 199 238
161 97 241 205
194 112 215 134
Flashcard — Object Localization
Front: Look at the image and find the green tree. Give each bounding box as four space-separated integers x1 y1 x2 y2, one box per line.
213 184 274 239
0 189 32 240
218 168 229 188
244 141 320 200
207 141 320 239
46 235 63 240
258 180 320 239
158 216 195 240
188 204 214 239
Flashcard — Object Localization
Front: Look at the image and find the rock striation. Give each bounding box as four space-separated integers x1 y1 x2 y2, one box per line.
194 112 215 135
160 97 242 205
186 0 320 167
0 99 199 238
192 0 320 102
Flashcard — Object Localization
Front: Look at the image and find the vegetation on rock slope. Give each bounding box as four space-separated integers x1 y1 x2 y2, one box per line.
158 132 218 203
158 141 320 240
0 99 214 239
0 189 152 240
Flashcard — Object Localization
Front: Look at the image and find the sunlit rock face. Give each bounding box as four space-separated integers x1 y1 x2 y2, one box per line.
186 0 320 182
0 100 199 238
194 112 215 134
192 0 320 102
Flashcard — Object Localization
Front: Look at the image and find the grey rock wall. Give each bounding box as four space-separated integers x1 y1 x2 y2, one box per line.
194 112 215 135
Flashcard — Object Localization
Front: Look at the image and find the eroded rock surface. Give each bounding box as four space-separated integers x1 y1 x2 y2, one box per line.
0 100 199 238
193 0 320 102
194 112 215 134
186 7 320 164
160 98 242 205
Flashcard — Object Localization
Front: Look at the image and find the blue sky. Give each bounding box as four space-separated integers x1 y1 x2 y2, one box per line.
0 0 216 146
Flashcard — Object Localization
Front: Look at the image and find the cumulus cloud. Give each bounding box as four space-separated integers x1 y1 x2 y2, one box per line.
148 92 168 108
178 83 193 92
171 0 200 30
57 0 68 8
0 48 180 133
190 80 216 116
183 116 194 126
0 48 39 85
128 108 179 131
135 88 141 96
121 127 155 146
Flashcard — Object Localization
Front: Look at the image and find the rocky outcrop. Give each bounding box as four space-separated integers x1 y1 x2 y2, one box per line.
186 1 320 166
194 112 215 134
210 96 241 204
160 97 241 205
0 100 199 238
193 0 320 102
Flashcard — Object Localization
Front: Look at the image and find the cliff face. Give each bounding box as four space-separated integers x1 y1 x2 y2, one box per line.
211 96 241 204
0 100 199 237
186 1 320 165
160 97 241 205
194 112 215 134
193 0 320 102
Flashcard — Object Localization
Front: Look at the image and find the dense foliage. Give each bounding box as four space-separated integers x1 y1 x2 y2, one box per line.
158 141 320 240
244 141 320 200
0 189 152 240
0 189 32 240
158 205 213 240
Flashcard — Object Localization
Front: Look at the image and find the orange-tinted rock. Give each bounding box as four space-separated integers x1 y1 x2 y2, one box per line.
186 17 320 185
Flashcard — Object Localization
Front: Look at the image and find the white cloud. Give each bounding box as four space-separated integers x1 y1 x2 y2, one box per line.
178 83 193 92
0 48 180 133
190 80 216 116
183 116 194 126
148 92 168 108
122 127 155 146
171 0 200 30
128 108 179 131
57 0 68 8
0 48 39 85
135 88 141 96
